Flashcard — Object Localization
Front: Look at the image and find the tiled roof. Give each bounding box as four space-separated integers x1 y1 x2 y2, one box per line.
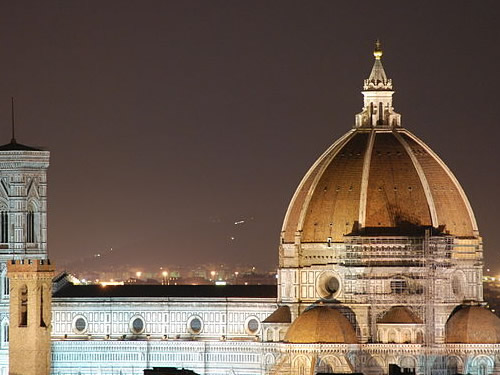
53 284 277 299
263 305 291 323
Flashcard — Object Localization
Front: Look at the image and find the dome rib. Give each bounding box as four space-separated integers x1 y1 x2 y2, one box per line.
358 130 376 228
402 131 478 236
301 132 369 242
394 131 439 228
281 129 355 243
364 132 432 231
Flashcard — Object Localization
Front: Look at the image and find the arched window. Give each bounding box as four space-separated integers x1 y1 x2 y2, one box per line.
1 268 9 298
447 357 459 375
402 330 411 343
400 356 416 370
388 329 397 343
19 285 28 327
266 329 273 342
40 285 46 327
0 210 7 243
26 208 35 243
1 319 8 347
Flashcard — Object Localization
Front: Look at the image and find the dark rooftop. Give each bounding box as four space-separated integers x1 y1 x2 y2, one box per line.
53 283 277 299
0 139 42 151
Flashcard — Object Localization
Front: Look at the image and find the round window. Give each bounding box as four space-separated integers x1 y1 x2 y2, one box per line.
316 271 341 300
326 277 339 295
130 317 145 334
73 316 87 334
189 318 202 334
246 318 260 334
187 316 203 334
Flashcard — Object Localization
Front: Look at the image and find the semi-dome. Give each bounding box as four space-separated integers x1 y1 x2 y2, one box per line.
378 306 422 324
445 305 500 344
281 44 477 244
284 306 358 344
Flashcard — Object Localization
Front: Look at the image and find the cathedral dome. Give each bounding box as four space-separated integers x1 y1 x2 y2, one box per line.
284 306 358 343
445 305 500 344
281 45 477 244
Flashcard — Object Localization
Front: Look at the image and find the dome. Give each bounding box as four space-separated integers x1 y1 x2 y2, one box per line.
445 305 500 344
281 47 477 243
378 306 422 324
284 306 358 343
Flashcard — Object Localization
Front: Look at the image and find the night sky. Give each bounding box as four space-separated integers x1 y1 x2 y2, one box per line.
0 1 498 272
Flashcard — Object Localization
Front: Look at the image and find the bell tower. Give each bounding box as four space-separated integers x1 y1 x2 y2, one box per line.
0 136 50 302
0 107 51 373
7 259 54 375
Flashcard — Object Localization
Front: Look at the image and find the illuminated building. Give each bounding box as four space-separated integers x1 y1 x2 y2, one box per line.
1 42 499 375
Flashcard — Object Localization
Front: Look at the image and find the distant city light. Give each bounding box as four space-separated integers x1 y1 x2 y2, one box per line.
100 281 124 286
215 281 227 286
136 271 142 279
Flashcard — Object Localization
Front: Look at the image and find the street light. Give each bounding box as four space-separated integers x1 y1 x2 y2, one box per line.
162 271 168 285
136 271 142 280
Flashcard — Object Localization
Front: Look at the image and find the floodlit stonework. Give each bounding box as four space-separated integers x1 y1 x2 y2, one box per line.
8 259 54 375
0 42 497 375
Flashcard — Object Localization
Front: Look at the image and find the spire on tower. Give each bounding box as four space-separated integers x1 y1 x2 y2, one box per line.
11 97 16 144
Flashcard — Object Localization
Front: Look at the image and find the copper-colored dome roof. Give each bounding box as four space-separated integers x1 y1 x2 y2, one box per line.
284 306 358 344
445 305 500 344
378 306 422 324
281 128 478 243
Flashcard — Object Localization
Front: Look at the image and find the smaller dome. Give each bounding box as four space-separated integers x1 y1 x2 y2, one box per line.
284 306 358 344
378 306 422 324
446 305 500 344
